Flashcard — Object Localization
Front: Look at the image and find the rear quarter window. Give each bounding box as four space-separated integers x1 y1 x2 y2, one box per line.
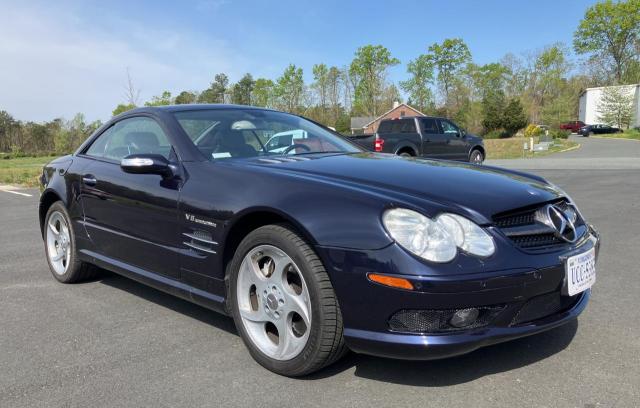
378 119 415 134
377 121 392 133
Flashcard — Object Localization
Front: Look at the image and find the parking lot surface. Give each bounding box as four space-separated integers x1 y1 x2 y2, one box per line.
1 137 639 407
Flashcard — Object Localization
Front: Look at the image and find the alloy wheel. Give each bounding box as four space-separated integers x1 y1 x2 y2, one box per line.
471 151 484 164
46 211 71 275
236 245 312 361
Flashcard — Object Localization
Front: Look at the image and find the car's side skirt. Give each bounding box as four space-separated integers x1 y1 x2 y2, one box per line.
79 249 229 315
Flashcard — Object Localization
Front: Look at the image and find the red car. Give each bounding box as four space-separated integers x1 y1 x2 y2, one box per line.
560 121 586 133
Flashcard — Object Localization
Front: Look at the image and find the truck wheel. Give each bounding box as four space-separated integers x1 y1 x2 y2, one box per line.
397 149 415 157
469 149 484 164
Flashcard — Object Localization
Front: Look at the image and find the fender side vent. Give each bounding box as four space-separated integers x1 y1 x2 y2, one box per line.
183 230 217 254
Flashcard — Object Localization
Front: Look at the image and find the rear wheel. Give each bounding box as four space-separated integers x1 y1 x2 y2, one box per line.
469 149 484 164
397 149 415 157
44 201 96 283
228 224 346 376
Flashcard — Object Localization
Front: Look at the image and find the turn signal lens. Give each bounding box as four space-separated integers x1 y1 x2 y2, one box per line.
367 273 414 290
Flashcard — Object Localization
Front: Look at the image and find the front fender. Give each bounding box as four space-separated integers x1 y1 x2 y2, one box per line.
181 162 394 251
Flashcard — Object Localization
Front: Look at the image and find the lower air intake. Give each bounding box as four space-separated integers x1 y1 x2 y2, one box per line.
511 291 581 326
388 306 504 334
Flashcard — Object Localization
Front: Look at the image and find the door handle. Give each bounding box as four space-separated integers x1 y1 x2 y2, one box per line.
82 175 97 186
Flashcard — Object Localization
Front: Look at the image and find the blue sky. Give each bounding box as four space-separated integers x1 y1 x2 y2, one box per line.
0 0 599 121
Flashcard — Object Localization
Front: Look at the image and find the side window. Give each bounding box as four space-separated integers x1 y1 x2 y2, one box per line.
85 117 171 161
401 119 416 133
390 121 403 133
440 120 459 135
420 118 438 134
85 126 115 158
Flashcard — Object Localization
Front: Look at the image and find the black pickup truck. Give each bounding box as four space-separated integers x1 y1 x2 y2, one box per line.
350 116 485 163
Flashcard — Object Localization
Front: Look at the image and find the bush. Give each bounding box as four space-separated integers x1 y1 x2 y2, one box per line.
549 129 570 139
502 98 528 135
483 130 502 139
524 124 544 138
483 129 514 139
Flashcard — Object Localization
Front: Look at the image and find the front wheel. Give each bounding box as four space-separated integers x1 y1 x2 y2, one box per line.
228 224 347 376
469 149 484 164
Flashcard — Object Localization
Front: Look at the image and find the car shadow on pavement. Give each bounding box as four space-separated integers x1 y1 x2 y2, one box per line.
94 270 578 386
312 320 578 385
98 272 238 336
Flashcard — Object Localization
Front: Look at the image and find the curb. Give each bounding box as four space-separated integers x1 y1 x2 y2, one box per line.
591 136 640 142
554 144 581 154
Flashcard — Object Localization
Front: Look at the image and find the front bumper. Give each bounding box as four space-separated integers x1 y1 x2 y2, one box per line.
344 290 588 360
317 230 599 360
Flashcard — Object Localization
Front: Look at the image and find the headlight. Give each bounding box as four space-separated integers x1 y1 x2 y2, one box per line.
382 208 457 263
382 209 495 263
435 213 495 257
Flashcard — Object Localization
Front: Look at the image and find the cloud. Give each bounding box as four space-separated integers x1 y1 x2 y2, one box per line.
0 3 241 122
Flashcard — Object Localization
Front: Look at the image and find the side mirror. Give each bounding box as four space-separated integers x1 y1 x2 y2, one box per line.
120 154 174 178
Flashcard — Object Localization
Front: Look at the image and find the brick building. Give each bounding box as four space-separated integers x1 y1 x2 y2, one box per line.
350 102 425 134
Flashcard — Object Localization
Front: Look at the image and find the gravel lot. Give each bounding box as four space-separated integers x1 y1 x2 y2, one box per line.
1 136 639 407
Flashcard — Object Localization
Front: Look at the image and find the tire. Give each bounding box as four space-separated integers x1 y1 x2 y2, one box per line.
586 131 592 137
228 224 347 376
398 150 414 157
44 201 96 283
469 149 484 164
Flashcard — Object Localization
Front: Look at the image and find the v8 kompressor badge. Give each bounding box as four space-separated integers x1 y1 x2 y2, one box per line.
185 213 217 228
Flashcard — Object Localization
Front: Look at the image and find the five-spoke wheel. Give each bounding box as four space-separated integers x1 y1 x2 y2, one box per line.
44 201 95 283
46 210 72 275
229 224 346 376
236 245 312 361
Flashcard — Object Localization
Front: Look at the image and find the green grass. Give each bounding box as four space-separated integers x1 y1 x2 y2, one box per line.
0 155 51 186
0 136 582 185
593 129 640 140
485 137 578 159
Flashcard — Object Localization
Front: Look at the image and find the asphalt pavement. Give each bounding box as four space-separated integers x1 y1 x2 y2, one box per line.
486 134 640 169
1 137 639 407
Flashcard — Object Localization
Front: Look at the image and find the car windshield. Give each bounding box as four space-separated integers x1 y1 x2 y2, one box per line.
173 109 362 160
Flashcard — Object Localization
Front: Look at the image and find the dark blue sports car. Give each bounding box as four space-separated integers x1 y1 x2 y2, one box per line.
39 105 600 376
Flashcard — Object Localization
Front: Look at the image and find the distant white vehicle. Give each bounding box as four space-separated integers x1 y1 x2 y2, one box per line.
265 129 308 153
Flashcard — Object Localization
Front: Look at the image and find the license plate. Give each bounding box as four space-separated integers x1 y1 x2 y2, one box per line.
565 248 596 296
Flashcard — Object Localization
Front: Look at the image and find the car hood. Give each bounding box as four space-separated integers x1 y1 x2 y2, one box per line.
243 152 563 222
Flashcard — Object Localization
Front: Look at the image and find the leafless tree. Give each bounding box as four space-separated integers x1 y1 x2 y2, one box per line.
123 67 141 106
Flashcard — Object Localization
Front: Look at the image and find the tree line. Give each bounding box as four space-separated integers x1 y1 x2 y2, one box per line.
1 0 638 156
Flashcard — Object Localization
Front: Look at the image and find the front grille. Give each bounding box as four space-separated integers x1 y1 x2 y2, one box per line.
388 306 505 334
511 292 581 326
494 212 535 228
511 233 562 248
494 199 585 251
